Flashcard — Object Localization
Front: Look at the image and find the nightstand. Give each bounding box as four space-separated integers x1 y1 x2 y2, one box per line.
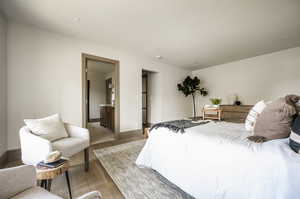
202 107 222 121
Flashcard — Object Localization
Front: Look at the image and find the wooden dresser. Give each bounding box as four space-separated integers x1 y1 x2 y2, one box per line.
100 105 115 131
220 105 253 123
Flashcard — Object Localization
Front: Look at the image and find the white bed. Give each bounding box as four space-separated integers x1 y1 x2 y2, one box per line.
136 121 300 199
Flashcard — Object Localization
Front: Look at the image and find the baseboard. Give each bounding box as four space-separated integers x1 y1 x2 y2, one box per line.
0 151 8 168
7 148 21 162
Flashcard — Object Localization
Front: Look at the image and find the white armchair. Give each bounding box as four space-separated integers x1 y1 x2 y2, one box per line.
0 165 102 199
20 123 90 171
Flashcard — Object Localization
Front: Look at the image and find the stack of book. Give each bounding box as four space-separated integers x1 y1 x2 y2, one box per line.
37 159 67 169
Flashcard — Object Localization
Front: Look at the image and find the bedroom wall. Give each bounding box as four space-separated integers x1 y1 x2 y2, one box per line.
6 21 192 150
192 47 300 115
148 72 160 124
0 12 7 156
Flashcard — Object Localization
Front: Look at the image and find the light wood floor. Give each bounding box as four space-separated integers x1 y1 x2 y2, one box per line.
5 131 145 199
88 122 116 145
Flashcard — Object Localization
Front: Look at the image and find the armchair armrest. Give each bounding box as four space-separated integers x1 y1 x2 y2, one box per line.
64 123 90 143
76 191 102 199
0 165 36 199
20 126 53 165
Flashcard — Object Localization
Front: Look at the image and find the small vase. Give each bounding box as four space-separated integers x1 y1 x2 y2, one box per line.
234 101 241 106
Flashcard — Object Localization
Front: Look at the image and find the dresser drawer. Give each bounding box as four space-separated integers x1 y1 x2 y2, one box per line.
221 105 252 113
220 105 253 123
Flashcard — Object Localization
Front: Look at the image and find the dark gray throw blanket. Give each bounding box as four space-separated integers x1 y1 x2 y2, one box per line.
150 119 210 133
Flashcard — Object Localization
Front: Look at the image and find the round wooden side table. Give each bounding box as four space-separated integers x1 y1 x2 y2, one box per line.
36 160 72 199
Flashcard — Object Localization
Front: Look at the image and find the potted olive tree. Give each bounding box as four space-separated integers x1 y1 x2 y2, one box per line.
177 76 208 119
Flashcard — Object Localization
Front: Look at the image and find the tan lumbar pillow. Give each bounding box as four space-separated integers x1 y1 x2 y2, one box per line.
24 114 68 142
250 96 297 141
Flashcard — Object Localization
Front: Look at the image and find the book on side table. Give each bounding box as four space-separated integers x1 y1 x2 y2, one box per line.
37 158 67 169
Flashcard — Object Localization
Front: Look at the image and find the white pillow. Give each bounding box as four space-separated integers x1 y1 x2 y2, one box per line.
24 114 68 142
245 100 267 132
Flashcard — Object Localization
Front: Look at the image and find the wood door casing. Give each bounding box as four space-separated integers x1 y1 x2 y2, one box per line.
142 73 148 126
87 80 90 122
82 53 120 134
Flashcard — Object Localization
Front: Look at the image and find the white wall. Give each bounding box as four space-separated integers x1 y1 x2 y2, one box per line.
87 71 106 119
0 13 7 156
6 22 192 150
192 47 300 115
148 72 159 123
105 71 115 81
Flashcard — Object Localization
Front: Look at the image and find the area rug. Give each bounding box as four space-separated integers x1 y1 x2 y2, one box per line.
93 140 194 199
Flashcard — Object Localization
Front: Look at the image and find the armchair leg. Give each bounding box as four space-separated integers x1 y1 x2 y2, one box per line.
84 148 89 172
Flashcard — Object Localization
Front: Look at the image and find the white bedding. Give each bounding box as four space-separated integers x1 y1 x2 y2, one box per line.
136 121 300 199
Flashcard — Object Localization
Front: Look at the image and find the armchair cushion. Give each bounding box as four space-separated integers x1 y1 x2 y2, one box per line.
0 165 36 199
20 127 53 165
11 187 62 199
53 137 89 157
24 114 68 142
64 123 90 141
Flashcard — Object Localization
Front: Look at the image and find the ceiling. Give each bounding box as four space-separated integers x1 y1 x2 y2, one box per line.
1 0 300 70
87 60 115 74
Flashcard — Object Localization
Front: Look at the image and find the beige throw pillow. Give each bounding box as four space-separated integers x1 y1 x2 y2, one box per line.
24 114 68 142
253 98 296 140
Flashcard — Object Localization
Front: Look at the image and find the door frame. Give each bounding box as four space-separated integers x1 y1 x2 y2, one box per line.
87 80 90 122
142 72 148 127
81 53 120 135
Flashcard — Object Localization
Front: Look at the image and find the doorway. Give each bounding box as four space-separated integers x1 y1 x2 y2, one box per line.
142 70 156 128
82 53 120 145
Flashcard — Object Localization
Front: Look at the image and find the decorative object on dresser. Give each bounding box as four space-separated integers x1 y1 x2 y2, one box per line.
210 98 222 107
220 105 253 123
177 76 208 119
233 94 242 105
99 105 115 131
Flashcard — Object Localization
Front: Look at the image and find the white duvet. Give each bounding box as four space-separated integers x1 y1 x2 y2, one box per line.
136 122 300 199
